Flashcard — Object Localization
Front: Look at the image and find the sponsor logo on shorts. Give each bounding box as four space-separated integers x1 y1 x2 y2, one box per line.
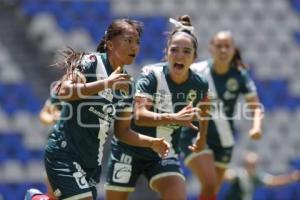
73 162 89 189
161 159 179 166
112 163 132 183
54 189 62 198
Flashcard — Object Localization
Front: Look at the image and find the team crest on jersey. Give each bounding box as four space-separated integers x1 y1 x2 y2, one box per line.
226 78 238 91
186 89 197 103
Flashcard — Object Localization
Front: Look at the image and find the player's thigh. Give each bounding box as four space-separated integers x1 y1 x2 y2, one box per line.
146 157 186 197
45 153 96 200
152 175 186 200
105 149 144 195
186 150 218 184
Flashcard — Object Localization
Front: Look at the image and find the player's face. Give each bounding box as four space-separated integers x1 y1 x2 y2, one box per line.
167 33 196 80
210 34 235 65
107 26 140 67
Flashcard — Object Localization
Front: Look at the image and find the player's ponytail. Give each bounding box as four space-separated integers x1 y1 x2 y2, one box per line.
97 36 106 53
177 15 192 27
231 48 247 69
168 15 198 58
52 47 85 94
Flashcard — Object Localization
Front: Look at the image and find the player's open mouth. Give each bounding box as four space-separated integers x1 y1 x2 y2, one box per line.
173 63 184 70
129 54 136 58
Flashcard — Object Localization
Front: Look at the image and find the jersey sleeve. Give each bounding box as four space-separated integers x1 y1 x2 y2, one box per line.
134 67 157 100
240 69 257 99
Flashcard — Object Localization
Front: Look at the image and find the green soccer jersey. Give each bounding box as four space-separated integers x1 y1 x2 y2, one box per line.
46 53 133 168
112 63 209 159
188 59 257 147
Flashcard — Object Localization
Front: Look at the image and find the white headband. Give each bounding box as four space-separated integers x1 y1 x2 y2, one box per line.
169 18 195 33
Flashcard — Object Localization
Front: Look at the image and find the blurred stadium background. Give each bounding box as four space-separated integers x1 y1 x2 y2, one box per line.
1 0 300 199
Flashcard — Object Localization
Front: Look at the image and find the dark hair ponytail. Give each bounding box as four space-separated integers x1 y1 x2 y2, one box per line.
231 48 247 69
177 15 192 26
52 47 85 93
96 36 106 53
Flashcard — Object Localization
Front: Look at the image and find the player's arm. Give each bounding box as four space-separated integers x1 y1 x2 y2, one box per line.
134 96 198 129
241 69 263 140
114 110 170 157
189 96 210 152
58 67 129 101
263 170 300 187
39 99 60 125
245 95 264 140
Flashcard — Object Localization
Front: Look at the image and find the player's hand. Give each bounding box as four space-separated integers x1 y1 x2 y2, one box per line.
188 133 206 152
248 128 262 140
172 103 199 130
107 67 130 91
150 137 170 158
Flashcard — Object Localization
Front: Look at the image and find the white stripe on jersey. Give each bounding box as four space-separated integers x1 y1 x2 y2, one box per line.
145 65 177 157
193 61 235 147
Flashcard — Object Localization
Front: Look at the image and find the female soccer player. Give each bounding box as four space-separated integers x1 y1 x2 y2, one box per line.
26 18 169 200
104 15 210 200
180 30 263 200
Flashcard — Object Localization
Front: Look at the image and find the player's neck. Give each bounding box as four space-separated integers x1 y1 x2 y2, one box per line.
213 61 230 75
108 54 124 71
170 71 189 84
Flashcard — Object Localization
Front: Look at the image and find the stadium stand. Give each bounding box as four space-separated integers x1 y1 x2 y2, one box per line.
0 0 300 199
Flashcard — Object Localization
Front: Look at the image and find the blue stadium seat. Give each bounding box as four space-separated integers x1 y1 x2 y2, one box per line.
56 11 76 32
43 1 62 16
8 183 28 200
217 182 231 200
292 183 300 199
28 149 44 161
291 0 300 14
290 158 300 170
26 96 42 114
86 18 111 43
272 184 296 200
17 147 32 164
147 17 167 34
294 31 300 45
1 83 42 115
86 1 110 18
0 83 5 97
21 0 41 16
24 182 46 193
0 133 31 163
0 184 12 200
253 186 271 200
0 149 9 164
